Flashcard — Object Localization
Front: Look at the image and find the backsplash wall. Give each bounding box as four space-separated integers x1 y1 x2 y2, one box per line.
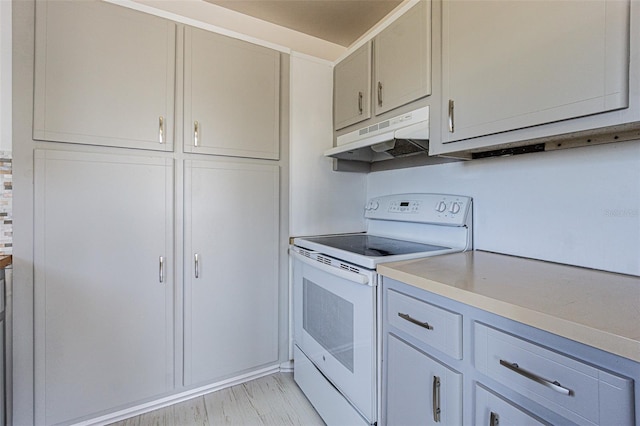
366 139 640 276
0 151 11 255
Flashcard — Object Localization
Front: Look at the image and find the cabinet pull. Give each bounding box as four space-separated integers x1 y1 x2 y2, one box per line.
159 256 165 283
432 375 441 422
377 82 383 106
489 411 499 426
448 99 455 133
158 116 165 143
499 359 572 395
358 91 363 114
194 253 200 278
194 121 200 147
398 312 433 330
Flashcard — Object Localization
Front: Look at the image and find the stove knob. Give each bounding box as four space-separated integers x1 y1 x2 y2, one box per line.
449 202 461 214
372 201 379 210
435 201 447 213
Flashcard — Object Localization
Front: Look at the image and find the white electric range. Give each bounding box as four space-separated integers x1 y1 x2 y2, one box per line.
290 193 473 425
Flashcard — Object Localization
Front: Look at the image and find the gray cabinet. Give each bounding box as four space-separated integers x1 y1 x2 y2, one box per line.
382 278 637 426
440 0 630 146
475 385 546 426
183 159 279 386
332 0 431 132
386 334 462 425
33 0 176 151
33 150 174 425
374 0 431 116
184 27 280 160
333 41 371 130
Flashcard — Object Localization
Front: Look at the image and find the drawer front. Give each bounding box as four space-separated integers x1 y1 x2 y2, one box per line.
387 289 462 359
475 384 547 426
475 323 635 426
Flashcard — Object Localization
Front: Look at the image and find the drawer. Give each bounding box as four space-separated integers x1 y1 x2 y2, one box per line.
387 289 462 359
475 323 635 426
475 384 547 426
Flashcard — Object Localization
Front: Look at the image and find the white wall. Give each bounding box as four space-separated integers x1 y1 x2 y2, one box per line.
367 140 640 276
289 53 366 237
0 0 11 152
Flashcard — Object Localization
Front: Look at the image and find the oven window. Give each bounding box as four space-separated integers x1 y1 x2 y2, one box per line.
303 278 354 372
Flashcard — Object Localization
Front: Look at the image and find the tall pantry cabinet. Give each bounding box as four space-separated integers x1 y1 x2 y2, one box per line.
30 1 287 424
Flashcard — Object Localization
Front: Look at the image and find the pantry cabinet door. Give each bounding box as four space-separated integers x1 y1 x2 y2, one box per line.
184 160 280 385
33 150 174 425
184 27 280 159
33 0 175 151
441 0 629 144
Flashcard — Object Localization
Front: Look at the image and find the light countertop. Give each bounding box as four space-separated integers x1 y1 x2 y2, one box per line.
377 250 640 363
0 255 11 269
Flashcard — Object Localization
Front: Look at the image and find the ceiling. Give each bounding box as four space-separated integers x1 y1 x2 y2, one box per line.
203 0 404 47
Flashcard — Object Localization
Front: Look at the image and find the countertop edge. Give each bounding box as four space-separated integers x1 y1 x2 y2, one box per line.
0 255 12 269
377 263 640 363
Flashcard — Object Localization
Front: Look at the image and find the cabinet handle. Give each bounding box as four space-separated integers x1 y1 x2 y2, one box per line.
432 375 441 423
489 411 499 426
159 256 165 283
499 359 572 395
448 99 455 133
398 312 433 330
358 91 363 114
194 253 200 278
377 82 383 106
194 121 200 147
158 116 165 143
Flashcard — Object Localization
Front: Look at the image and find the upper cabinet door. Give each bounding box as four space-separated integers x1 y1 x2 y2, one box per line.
33 0 176 151
184 27 280 160
374 0 432 116
334 41 372 130
441 0 630 144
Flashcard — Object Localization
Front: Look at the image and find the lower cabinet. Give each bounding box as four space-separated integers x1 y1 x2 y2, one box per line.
382 278 638 426
475 385 545 426
34 150 174 425
183 159 280 385
386 334 462 425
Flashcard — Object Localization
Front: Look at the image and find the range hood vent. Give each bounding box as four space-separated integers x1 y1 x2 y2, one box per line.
325 106 429 162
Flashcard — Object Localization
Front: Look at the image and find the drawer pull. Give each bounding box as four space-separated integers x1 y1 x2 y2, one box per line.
499 359 572 396
398 312 433 330
489 411 499 426
432 375 441 422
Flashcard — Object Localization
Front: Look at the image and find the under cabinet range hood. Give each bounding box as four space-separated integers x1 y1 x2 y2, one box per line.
326 106 429 162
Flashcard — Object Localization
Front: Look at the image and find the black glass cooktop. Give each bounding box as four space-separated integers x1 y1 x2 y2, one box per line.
303 234 449 257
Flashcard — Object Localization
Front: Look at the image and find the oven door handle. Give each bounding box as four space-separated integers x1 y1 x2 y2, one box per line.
290 250 371 286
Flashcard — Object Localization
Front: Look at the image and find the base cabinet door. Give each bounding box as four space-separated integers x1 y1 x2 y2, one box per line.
475 385 546 426
184 160 279 385
33 0 176 150
385 334 462 426
184 27 280 160
34 150 174 425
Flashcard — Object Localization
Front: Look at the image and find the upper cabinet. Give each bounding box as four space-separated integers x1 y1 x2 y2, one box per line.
184 27 281 160
33 0 176 151
374 0 431 116
333 1 432 132
333 42 372 130
438 0 632 153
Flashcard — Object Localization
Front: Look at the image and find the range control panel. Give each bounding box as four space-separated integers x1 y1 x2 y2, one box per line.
365 193 472 226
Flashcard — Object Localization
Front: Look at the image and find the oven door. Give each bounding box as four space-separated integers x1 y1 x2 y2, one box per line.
291 248 377 423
